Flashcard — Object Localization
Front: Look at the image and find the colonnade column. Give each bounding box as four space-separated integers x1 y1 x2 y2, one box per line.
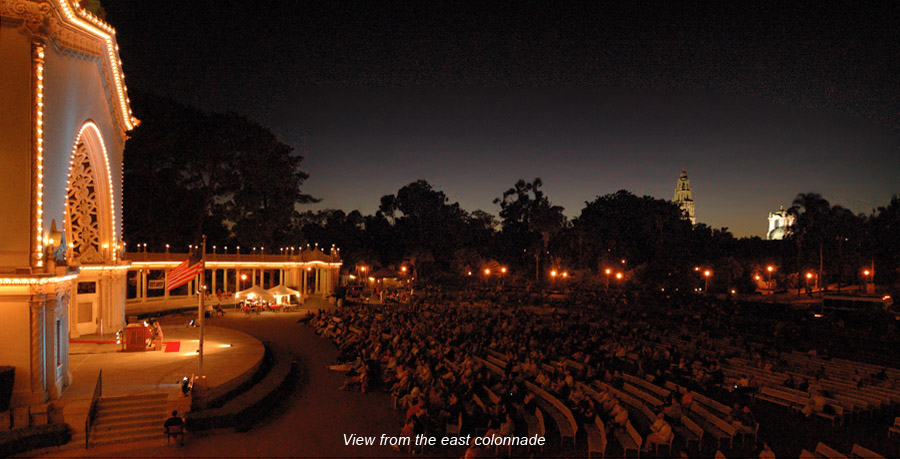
301 269 306 298
141 269 148 299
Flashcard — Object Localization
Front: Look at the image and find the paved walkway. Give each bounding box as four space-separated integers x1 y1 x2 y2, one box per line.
39 299 402 457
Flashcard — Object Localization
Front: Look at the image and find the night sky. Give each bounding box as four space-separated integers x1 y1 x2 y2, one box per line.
104 1 899 237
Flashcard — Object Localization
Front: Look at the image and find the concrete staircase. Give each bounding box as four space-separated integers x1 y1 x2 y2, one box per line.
87 393 170 447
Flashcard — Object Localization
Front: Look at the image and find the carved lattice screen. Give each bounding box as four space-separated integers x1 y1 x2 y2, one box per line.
66 142 102 263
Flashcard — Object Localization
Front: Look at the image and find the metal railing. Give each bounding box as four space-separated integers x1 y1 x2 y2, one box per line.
84 370 102 449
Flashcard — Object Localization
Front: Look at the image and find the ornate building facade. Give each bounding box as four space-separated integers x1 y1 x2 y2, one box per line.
673 169 696 225
123 248 342 315
1 0 135 407
767 205 795 240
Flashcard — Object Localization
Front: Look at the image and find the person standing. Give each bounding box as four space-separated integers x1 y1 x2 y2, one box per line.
149 321 164 351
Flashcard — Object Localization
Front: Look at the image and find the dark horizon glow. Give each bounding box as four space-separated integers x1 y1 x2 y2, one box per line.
104 2 900 238
274 88 896 238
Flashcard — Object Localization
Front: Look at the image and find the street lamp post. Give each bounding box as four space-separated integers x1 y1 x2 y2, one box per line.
704 270 711 293
766 265 774 293
805 272 813 295
605 268 611 291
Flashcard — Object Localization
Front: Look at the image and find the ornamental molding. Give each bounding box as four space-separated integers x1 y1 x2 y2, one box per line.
67 141 104 264
0 0 51 35
54 289 69 318
2 0 136 138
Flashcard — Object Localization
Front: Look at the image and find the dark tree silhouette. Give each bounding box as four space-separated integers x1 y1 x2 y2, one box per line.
123 93 315 250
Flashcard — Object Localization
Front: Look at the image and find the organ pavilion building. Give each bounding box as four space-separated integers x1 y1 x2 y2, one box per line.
0 1 342 420
0 0 136 409
673 169 696 225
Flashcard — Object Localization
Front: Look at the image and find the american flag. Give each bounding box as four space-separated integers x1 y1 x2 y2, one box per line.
165 252 204 291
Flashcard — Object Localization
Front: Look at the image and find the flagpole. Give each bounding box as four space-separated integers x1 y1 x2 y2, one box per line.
199 235 206 377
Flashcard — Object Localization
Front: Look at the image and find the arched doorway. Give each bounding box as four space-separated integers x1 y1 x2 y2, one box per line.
66 122 116 336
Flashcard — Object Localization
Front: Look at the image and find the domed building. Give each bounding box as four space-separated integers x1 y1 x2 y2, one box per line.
1 0 135 410
767 206 795 240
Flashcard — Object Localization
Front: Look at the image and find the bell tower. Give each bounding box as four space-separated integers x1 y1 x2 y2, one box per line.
673 169 695 225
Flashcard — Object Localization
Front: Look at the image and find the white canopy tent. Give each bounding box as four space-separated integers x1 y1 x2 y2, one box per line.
234 285 276 304
268 284 301 305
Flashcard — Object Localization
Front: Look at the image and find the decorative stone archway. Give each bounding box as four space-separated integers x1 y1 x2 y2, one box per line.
65 121 124 338
65 121 116 266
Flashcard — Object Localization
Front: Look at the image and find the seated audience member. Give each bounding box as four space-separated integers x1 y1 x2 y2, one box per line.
729 404 757 434
643 412 673 451
680 387 694 410
164 410 184 430
610 401 629 429
759 442 776 459
662 396 683 423
801 391 827 418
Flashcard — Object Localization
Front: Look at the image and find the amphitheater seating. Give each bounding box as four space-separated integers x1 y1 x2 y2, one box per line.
755 386 807 410
524 407 545 452
674 414 704 451
814 441 847 458
445 412 462 435
622 373 671 399
473 356 505 378
691 391 731 419
524 381 578 448
889 417 900 438
586 416 608 458
691 403 736 450
850 443 884 458
624 383 663 410
615 420 642 457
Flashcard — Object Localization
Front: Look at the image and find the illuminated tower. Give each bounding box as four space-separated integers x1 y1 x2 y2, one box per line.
673 170 695 225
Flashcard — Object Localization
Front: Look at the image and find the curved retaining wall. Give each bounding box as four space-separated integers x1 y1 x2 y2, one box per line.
186 345 299 432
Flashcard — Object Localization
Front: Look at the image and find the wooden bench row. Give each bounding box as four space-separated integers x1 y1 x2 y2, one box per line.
615 421 642 457
621 373 671 399
524 381 578 448
585 415 607 458
690 403 736 450
623 383 663 410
